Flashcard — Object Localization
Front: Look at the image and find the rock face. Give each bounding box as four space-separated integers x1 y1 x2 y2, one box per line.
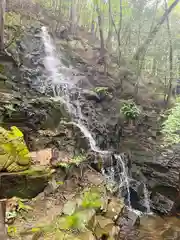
130 146 180 214
1 25 180 216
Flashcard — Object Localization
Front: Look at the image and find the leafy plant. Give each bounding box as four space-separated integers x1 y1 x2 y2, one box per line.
57 209 95 231
7 226 17 237
72 154 86 165
162 98 180 145
6 211 17 222
81 188 102 209
17 199 32 212
93 87 109 95
120 100 141 120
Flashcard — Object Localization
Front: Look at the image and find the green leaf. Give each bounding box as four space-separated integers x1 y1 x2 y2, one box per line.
17 199 32 212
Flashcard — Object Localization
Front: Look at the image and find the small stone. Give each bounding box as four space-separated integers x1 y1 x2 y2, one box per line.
105 197 124 220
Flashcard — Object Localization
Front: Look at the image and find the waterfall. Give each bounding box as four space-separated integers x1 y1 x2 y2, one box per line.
41 26 133 208
143 184 151 214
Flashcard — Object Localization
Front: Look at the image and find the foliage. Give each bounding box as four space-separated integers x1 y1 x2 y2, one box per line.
93 87 109 95
6 211 17 222
7 226 18 237
5 12 21 27
57 154 86 168
57 210 95 231
81 188 103 209
120 100 141 120
0 126 31 172
162 98 180 145
17 199 33 212
72 154 86 165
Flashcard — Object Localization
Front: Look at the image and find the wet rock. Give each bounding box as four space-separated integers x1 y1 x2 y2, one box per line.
0 167 53 199
116 207 140 227
82 89 100 101
151 192 174 215
94 215 114 239
78 231 96 240
131 146 180 214
85 169 104 186
105 197 124 220
0 73 7 80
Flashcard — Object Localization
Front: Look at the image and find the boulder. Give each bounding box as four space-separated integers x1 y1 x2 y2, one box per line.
131 146 180 214
105 197 124 220
116 207 140 227
82 89 100 101
0 167 53 199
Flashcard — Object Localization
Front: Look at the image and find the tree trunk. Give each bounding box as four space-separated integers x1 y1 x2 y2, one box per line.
151 58 157 76
106 0 113 51
133 0 179 62
96 3 107 75
0 0 5 51
70 0 77 35
164 0 173 106
117 0 122 64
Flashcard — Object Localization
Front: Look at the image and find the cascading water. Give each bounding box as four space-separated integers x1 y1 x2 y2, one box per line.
143 184 151 214
41 26 150 212
115 154 131 208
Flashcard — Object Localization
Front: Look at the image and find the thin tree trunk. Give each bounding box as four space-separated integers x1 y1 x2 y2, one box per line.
149 0 160 32
117 0 122 64
106 0 113 50
70 0 77 35
96 3 107 75
164 0 173 106
133 0 179 62
0 0 5 51
151 58 157 76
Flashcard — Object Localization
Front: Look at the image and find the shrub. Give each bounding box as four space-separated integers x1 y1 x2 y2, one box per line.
162 98 180 145
120 100 141 120
93 87 109 95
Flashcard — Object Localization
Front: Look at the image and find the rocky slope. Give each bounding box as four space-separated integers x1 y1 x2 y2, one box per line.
0 20 180 219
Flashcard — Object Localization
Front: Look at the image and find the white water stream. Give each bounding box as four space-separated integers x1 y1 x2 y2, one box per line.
41 26 151 213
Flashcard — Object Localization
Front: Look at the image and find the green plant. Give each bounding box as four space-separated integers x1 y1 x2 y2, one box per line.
7 226 17 237
162 98 180 145
120 100 141 120
17 199 32 212
72 154 86 165
93 87 109 95
81 188 102 209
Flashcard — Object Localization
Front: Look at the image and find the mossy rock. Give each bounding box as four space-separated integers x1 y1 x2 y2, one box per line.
0 166 53 199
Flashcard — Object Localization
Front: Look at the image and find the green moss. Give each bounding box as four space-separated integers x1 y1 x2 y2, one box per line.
18 166 54 178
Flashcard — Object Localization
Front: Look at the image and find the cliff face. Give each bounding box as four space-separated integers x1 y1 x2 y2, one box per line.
0 17 180 218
